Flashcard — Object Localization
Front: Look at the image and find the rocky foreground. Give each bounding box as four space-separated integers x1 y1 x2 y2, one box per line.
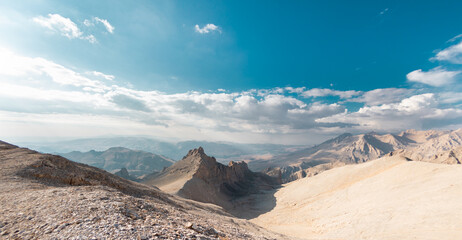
0 141 286 240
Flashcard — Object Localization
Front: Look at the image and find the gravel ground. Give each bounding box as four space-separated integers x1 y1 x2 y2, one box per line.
0 141 288 240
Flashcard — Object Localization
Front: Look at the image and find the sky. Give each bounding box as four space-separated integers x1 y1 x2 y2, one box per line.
0 0 462 145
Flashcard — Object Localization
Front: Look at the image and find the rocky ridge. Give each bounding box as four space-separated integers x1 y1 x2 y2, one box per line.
0 140 286 239
143 147 280 210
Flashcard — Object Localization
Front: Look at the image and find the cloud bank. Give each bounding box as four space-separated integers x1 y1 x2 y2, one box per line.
1 47 461 144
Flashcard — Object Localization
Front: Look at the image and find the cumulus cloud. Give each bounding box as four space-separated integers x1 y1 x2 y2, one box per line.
285 87 306 94
317 93 462 132
406 67 460 87
195 24 220 34
33 14 97 43
2 48 461 144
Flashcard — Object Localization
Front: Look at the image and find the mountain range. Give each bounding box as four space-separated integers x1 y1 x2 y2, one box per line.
60 147 175 178
2 128 462 239
251 129 462 183
19 137 301 162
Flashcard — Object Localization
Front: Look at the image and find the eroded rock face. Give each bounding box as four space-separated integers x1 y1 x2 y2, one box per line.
144 147 279 209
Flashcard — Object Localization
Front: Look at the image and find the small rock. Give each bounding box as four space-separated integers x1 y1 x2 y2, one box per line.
139 235 149 240
125 209 140 219
204 227 219 237
185 222 194 229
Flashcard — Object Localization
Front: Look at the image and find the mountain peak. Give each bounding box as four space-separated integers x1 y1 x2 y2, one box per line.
185 146 206 158
144 147 279 209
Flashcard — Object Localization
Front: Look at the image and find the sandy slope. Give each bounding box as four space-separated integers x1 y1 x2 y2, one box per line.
251 156 462 240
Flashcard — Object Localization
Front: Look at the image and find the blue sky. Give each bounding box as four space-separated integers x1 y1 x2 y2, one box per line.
0 0 462 144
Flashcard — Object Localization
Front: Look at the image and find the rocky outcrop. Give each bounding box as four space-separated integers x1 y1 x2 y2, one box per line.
143 147 280 209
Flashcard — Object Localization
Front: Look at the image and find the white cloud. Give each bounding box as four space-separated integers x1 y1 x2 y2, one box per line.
448 34 462 43
195 24 220 34
2 48 461 144
349 88 413 106
301 88 361 99
438 92 462 104
433 41 462 64
83 34 97 44
85 17 114 34
83 19 93 27
317 93 462 132
0 47 107 92
33 14 97 43
33 14 82 39
406 67 460 87
285 87 306 93
95 17 114 33
89 71 115 81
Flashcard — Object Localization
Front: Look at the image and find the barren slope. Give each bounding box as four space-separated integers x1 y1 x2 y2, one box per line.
251 156 462 240
0 141 286 239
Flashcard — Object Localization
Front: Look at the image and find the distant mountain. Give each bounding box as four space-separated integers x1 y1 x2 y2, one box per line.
392 129 462 163
60 147 175 178
253 129 462 183
250 132 409 170
20 137 301 162
143 147 279 210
